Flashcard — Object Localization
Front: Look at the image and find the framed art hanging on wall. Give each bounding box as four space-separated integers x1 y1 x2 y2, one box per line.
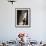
15 8 31 28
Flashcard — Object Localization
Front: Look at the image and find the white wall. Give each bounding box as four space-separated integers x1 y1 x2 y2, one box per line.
0 0 46 42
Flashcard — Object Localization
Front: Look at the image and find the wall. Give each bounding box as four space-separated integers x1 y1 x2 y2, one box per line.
0 0 46 42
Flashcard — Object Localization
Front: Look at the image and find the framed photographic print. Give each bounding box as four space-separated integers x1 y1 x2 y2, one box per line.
15 8 31 28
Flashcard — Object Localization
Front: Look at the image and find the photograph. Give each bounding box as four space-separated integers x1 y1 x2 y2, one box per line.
15 8 31 28
0 0 46 46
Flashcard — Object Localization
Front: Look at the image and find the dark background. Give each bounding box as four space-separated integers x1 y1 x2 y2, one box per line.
17 10 28 25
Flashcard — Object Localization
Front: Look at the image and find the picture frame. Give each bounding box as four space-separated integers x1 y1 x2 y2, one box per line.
15 8 31 28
